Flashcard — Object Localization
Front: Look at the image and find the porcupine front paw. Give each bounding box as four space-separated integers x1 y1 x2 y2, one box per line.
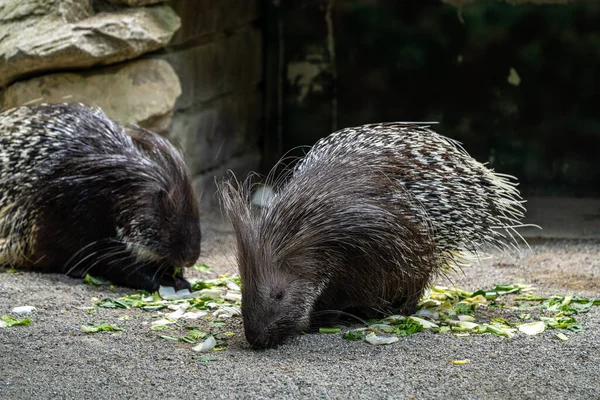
154 273 191 291
131 266 191 292
88 260 190 292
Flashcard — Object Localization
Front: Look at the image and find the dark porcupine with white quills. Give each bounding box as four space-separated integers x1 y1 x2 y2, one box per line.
220 122 532 348
0 103 201 290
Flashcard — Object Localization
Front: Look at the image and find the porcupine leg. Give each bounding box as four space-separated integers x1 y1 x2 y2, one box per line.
389 276 431 316
60 253 190 291
110 262 190 291
34 206 190 291
88 256 191 291
47 238 190 291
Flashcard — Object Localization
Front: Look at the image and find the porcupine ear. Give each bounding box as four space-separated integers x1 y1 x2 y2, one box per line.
124 124 197 204
125 125 187 171
126 125 167 153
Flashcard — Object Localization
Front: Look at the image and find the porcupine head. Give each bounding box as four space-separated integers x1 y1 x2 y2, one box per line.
115 126 202 287
235 243 322 348
219 174 332 348
94 127 200 290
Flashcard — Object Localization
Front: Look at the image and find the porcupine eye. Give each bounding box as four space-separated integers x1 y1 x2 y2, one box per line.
273 291 284 300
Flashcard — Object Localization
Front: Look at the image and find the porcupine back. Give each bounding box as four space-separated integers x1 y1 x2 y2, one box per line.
221 122 528 348
0 103 201 290
297 123 527 265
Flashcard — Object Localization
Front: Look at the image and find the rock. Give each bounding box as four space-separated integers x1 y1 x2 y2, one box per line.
106 0 167 5
162 25 262 110
0 4 181 88
2 59 182 134
0 0 93 24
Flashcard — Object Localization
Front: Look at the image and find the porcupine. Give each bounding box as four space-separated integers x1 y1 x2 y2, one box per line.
0 103 201 290
220 122 531 348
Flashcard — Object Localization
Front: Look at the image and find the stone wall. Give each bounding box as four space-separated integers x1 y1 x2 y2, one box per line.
0 0 263 210
0 0 182 132
162 0 263 209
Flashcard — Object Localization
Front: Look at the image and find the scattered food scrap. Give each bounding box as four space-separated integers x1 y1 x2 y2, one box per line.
82 275 597 350
341 284 598 345
0 315 31 328
81 322 122 333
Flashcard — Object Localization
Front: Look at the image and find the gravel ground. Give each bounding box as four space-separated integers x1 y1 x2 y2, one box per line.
1 217 599 400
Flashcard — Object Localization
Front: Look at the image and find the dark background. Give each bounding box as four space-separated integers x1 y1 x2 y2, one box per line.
262 0 600 197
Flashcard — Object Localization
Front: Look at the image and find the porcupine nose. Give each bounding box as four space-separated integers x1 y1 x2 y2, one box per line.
244 324 277 349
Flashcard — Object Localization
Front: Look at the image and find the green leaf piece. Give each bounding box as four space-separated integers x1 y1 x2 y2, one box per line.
84 274 111 286
193 264 214 272
343 329 367 341
81 322 122 333
319 327 341 334
0 315 31 327
556 333 569 342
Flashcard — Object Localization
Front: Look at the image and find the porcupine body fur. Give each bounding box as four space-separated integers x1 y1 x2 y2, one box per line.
220 122 529 348
0 103 201 290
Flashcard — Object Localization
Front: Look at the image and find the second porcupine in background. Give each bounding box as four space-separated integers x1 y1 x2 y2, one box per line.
220 122 533 348
0 103 201 290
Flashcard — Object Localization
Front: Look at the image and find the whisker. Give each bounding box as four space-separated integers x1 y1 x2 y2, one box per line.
150 260 169 283
119 259 151 280
310 309 369 326
64 238 116 273
65 250 100 276
78 248 131 277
